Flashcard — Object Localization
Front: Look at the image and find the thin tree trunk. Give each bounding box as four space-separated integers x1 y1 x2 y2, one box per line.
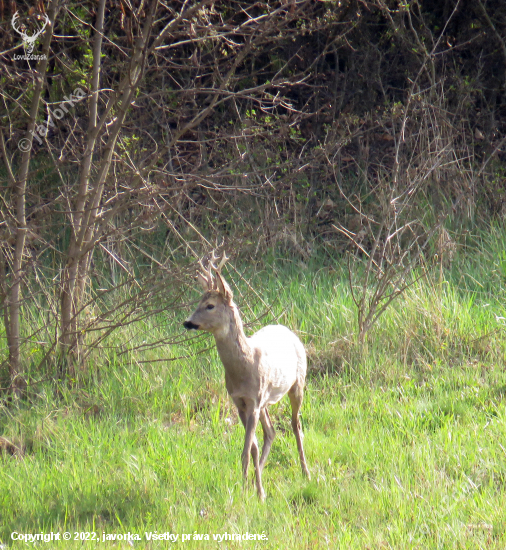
59 0 107 373
59 0 158 375
3 0 59 395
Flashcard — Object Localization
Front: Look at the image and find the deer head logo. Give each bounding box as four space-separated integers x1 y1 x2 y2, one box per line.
11 11 50 54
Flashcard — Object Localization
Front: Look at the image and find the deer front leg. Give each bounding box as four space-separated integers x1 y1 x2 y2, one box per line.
259 408 276 472
241 408 265 500
236 408 259 472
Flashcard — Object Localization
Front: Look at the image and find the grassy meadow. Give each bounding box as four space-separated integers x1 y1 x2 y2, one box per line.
1 225 506 549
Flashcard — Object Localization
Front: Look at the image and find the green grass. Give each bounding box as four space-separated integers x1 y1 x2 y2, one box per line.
1 227 506 548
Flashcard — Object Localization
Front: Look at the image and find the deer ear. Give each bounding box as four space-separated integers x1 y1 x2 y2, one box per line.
216 271 233 302
196 272 210 291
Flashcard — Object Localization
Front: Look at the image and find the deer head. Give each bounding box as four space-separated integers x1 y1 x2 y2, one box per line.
183 252 233 333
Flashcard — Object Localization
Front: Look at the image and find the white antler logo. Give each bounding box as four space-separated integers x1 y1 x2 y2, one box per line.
11 11 50 54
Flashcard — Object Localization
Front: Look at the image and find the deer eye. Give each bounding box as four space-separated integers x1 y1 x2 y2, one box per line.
206 304 215 310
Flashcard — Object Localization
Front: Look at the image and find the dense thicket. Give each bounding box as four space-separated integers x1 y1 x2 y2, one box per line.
0 0 505 390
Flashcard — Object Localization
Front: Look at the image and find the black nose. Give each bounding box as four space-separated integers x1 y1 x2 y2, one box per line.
183 320 199 330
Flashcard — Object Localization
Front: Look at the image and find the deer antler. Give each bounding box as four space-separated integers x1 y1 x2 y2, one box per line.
197 257 214 290
197 251 229 290
209 250 229 274
215 252 229 273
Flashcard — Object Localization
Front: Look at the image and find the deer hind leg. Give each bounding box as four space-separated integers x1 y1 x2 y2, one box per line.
237 406 265 500
259 408 276 473
288 383 311 479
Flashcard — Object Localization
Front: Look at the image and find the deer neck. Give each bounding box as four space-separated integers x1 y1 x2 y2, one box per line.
213 303 253 370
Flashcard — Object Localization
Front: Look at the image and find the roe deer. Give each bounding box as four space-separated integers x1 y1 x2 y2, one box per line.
183 254 310 500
